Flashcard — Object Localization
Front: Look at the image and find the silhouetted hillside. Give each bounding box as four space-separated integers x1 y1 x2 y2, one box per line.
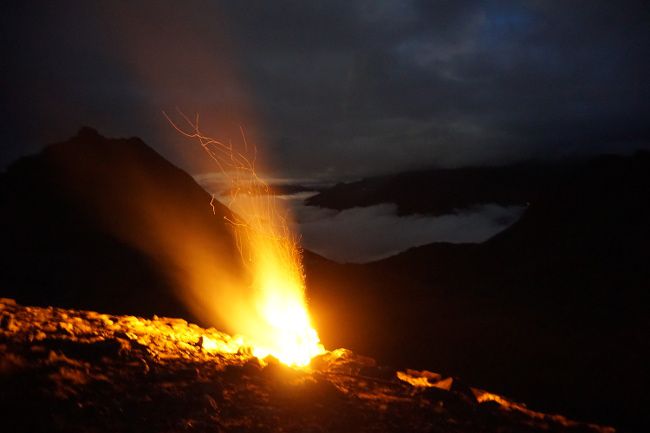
305 152 650 432
0 128 239 323
307 161 582 216
1 131 648 431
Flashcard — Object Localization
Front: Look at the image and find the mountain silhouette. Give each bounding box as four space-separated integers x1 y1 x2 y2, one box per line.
305 162 565 215
0 127 240 323
304 152 650 432
1 130 648 431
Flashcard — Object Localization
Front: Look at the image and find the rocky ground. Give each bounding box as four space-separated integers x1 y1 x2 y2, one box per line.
0 298 613 433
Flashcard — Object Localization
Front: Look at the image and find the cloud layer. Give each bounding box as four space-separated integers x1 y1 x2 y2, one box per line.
290 200 523 263
2 1 649 177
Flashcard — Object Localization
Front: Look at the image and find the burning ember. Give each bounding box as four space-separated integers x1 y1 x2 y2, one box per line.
166 112 324 366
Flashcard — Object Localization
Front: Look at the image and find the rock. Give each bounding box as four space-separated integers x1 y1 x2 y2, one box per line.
0 299 615 433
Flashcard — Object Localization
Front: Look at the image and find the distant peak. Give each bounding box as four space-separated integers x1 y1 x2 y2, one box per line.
75 127 102 140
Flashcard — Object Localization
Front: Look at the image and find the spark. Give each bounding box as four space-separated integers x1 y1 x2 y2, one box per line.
165 110 325 366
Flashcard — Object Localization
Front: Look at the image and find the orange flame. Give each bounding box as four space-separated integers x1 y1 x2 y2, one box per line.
165 111 324 366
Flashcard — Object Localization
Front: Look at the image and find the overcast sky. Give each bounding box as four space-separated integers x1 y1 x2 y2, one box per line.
2 1 649 179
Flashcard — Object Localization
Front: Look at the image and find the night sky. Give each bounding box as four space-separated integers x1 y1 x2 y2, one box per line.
2 5 649 430
2 1 649 178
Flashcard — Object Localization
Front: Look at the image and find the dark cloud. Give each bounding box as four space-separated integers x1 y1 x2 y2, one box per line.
2 1 649 177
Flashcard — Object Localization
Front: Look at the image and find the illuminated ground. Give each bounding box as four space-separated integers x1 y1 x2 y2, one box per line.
0 298 613 433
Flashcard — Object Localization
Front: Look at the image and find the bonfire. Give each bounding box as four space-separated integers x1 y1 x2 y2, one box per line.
165 111 324 367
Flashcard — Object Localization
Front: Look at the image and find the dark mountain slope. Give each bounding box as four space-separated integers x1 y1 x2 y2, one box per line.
1 130 647 431
305 152 650 432
0 128 240 323
306 162 572 215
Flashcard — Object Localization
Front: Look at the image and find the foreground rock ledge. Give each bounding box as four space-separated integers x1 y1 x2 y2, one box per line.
0 298 613 433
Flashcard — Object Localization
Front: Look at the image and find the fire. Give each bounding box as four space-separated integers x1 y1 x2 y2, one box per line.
166 112 324 366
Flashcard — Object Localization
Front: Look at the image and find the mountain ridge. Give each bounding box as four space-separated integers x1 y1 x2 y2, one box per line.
305 152 650 217
1 129 647 431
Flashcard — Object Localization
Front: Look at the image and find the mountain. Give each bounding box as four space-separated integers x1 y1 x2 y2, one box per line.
305 162 568 215
304 156 647 217
0 127 240 323
1 130 647 431
0 298 614 433
304 152 650 432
